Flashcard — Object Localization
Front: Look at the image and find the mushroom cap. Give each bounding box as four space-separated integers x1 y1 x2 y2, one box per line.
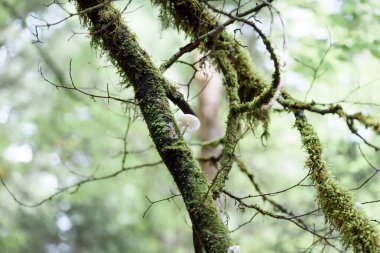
176 114 201 132
227 245 241 253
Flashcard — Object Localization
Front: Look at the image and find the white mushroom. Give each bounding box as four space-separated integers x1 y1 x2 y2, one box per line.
227 245 241 253
176 114 200 134
355 202 363 209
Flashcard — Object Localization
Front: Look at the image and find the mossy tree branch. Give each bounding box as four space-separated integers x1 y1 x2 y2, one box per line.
153 0 269 104
294 110 380 252
154 0 380 251
153 0 271 197
204 2 282 112
74 0 231 252
280 92 380 151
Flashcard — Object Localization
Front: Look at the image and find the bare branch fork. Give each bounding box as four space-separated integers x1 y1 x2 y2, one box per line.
39 60 137 105
0 161 163 208
143 190 181 218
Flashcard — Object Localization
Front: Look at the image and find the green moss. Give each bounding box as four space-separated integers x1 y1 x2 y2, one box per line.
75 1 232 252
295 114 380 252
153 0 275 198
153 0 270 125
349 113 380 135
211 111 240 197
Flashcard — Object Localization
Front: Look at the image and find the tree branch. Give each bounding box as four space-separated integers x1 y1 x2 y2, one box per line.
293 110 380 252
74 1 231 252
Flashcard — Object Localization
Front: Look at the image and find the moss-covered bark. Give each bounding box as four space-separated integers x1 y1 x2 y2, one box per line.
74 0 231 252
154 0 271 196
294 112 380 252
154 0 380 251
153 0 269 110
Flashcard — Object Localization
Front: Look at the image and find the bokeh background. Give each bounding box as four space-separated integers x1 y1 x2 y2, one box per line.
1 0 380 252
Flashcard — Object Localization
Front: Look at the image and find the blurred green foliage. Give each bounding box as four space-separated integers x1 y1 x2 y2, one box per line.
0 0 380 252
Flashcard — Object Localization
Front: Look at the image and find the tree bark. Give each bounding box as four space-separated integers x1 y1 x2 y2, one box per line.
153 0 380 251
74 0 231 252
